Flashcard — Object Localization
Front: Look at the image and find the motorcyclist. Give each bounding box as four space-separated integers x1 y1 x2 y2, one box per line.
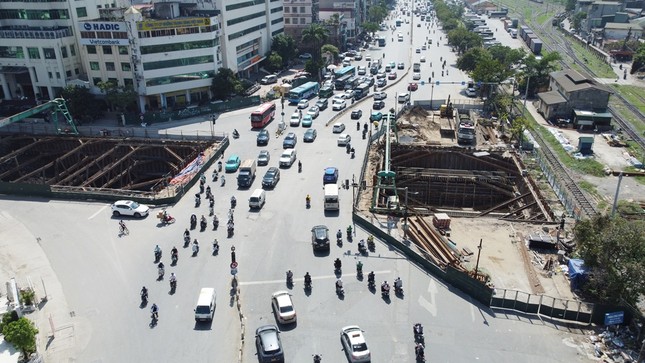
213 215 219 229
212 239 219 253
154 245 162 259
169 272 177 285
221 175 225 186
368 271 375 285
141 286 148 300
415 343 425 358
150 303 159 319
334 258 342 270
335 278 343 291
394 277 403 291
358 239 366 252
119 220 127 231
304 272 312 286
305 194 311 206
298 160 302 172
381 281 390 293
347 225 353 237
231 196 237 208
195 193 201 205
217 160 222 171
233 128 239 137
184 229 190 240
336 229 342 240
286 270 293 283
171 246 178 259
192 239 199 253
356 261 363 273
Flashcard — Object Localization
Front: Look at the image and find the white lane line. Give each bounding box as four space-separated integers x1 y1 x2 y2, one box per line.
238 270 392 286
470 302 476 322
418 279 438 317
88 205 108 220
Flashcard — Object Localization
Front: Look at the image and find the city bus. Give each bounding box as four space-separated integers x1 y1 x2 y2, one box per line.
343 76 361 91
334 65 356 79
335 74 353 90
353 83 371 100
324 184 339 211
287 82 320 104
377 37 386 47
250 102 276 128
319 85 334 99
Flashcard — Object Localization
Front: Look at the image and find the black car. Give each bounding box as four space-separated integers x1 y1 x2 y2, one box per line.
283 132 297 148
315 99 329 111
257 129 270 146
311 225 330 251
351 110 363 119
303 128 318 142
373 100 385 110
262 167 281 188
370 66 379 75
255 325 284 362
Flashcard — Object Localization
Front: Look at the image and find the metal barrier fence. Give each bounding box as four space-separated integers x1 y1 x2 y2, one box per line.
532 147 584 220
490 288 594 324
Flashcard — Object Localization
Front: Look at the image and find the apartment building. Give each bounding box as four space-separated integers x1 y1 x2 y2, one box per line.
283 0 320 41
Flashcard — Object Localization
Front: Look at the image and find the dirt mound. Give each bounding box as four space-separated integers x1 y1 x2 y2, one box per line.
405 106 429 118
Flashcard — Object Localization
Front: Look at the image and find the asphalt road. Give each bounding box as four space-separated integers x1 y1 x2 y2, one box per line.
0 7 589 363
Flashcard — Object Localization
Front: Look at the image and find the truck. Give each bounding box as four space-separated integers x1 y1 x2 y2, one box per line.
456 109 476 145
413 63 421 73
237 159 257 188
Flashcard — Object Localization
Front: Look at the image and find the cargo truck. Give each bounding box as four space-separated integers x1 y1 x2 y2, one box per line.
237 159 257 188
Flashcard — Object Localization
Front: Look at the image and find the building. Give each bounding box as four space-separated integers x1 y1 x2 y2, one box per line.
0 0 96 102
536 69 612 128
78 0 283 112
319 0 359 47
576 0 625 37
603 22 644 41
283 0 319 41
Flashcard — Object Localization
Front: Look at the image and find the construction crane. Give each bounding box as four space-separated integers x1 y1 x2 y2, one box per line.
0 98 78 134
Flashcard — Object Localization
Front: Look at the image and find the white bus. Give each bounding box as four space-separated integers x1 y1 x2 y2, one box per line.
324 184 339 210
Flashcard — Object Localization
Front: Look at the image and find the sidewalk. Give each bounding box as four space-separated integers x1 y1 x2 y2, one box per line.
0 212 77 363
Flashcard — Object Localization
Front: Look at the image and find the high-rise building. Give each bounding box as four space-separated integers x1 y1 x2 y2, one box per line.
283 0 319 41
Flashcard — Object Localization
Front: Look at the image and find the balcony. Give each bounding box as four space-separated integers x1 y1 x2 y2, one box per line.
0 26 73 39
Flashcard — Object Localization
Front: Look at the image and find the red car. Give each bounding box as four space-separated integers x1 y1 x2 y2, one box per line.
408 82 419 91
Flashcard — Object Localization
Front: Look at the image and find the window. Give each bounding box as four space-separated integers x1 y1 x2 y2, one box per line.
61 46 68 58
90 61 100 71
70 44 76 56
291 7 297 12
48 72 53 79
284 7 289 13
300 18 305 24
300 6 305 12
27 47 40 59
75 68 79 75
87 45 96 54
105 62 115 71
271 18 283 25
92 77 102 85
102 45 112 54
118 46 128 55
146 71 214 87
124 78 133 87
76 7 87 17
66 70 72 78
108 78 117 84
140 39 218 54
227 11 265 26
56 72 61 79
121 62 131 71
271 6 283 13
143 55 213 71
285 18 290 24
43 48 56 59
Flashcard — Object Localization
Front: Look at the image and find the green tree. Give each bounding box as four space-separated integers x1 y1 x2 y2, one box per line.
442 18 459 31
447 27 482 54
266 52 283 72
301 23 329 61
304 58 325 79
572 12 587 32
97 81 138 112
509 115 531 145
574 215 645 304
58 85 103 122
362 22 380 38
210 68 241 100
271 34 297 67
0 311 19 332
630 42 645 74
368 4 388 23
519 51 562 96
321 44 339 63
456 47 487 72
487 45 525 68
565 0 576 11
2 317 39 359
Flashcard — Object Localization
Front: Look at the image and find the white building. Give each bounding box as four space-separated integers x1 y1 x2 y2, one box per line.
0 0 105 101
81 0 284 112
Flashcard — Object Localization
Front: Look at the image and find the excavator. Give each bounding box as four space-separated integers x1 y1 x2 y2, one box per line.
0 98 78 135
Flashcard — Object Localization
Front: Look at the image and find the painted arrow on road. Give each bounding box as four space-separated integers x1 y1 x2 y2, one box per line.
417 278 438 316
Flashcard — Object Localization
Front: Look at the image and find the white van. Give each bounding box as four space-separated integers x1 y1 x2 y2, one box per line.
249 188 266 209
194 288 216 321
324 184 339 211
260 75 277 84
398 92 410 104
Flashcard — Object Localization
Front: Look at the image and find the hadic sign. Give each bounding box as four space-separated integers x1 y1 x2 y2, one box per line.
79 22 129 46
80 22 127 32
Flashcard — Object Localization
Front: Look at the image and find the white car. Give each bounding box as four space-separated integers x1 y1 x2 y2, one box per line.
373 92 387 100
337 134 352 146
271 291 296 324
332 94 345 103
341 91 354 99
297 99 309 109
111 200 150 218
340 326 371 362
365 55 372 62
420 56 426 63
466 88 477 97
332 100 347 111
332 122 346 133
413 72 421 80
307 106 320 119
422 45 427 50
290 113 300 126
357 66 367 75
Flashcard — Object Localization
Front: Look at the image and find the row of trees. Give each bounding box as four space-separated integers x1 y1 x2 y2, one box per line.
1 311 39 360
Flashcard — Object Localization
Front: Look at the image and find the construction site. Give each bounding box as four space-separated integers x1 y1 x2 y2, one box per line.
0 99 222 202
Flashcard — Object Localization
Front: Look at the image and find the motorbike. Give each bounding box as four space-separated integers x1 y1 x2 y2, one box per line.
194 194 201 207
154 249 162 262
334 259 342 273
413 323 424 343
231 197 237 209
356 262 363 277
171 252 178 265
381 284 390 298
298 162 302 173
213 216 219 230
212 239 219 255
358 241 367 255
351 148 355 159
227 223 234 237
157 211 175 225
395 285 404 296
158 266 165 279
304 278 312 290
367 236 375 251
200 217 207 232
170 279 177 291
306 196 311 208
415 344 426 362
336 230 343 246
346 226 352 241
286 271 293 286
141 291 148 305
221 175 226 186
336 282 344 296
212 170 218 182
199 184 204 194
190 214 197 230
313 354 322 363
184 235 190 248
192 242 199 256
368 275 375 289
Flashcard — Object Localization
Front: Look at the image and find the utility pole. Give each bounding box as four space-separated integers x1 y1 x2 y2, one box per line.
474 239 483 280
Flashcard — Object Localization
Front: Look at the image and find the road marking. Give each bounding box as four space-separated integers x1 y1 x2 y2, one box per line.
88 205 108 220
418 279 438 316
238 270 391 286
470 303 475 322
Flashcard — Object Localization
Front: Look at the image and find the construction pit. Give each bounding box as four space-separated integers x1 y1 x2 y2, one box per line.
0 135 223 201
358 106 578 300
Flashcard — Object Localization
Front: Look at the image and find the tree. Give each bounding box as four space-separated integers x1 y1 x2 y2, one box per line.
97 81 138 112
447 27 482 54
565 0 576 11
210 68 241 101
270 34 297 67
58 85 103 122
266 52 283 72
487 45 525 68
572 12 587 32
304 58 325 78
301 23 329 61
456 47 487 72
509 115 530 145
321 44 339 63
519 51 562 96
362 22 380 38
2 317 39 359
442 18 459 31
631 42 645 74
574 215 645 305
368 4 388 23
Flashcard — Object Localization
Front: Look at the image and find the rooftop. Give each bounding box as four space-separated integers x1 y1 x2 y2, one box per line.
538 90 567 105
550 69 611 94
